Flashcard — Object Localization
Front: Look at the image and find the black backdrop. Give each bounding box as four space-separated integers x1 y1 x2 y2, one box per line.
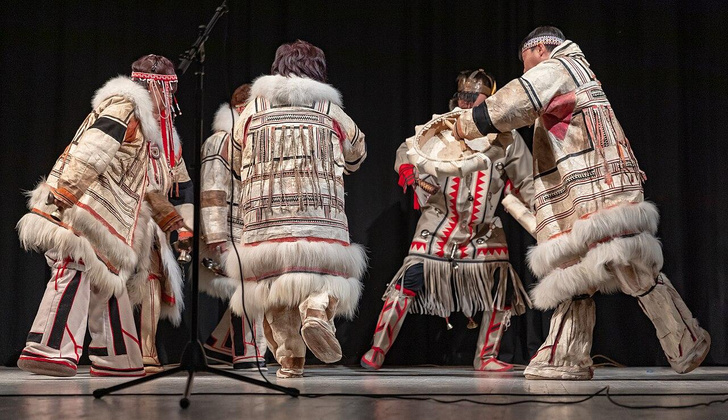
2 0 727 368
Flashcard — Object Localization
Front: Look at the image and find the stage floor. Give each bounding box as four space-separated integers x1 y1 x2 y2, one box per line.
0 366 726 419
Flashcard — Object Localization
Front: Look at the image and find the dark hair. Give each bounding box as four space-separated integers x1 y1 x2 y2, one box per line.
456 92 480 104
271 40 327 82
448 96 459 111
131 54 176 75
518 26 565 61
230 84 252 107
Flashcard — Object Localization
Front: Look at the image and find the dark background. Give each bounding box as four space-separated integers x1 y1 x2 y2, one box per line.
1 0 726 368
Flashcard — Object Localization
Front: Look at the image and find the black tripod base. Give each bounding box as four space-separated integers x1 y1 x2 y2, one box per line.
92 340 300 408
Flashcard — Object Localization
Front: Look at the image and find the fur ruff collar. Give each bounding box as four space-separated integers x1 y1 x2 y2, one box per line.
250 74 343 107
91 75 181 154
211 103 239 134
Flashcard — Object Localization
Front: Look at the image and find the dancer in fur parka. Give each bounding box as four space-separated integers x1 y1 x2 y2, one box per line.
200 84 267 370
16 54 189 377
227 40 367 378
125 56 193 373
454 26 711 380
361 70 534 372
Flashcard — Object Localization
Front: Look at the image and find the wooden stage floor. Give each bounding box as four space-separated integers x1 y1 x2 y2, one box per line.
0 366 726 419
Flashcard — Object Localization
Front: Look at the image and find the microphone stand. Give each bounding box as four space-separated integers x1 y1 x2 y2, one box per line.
92 1 300 408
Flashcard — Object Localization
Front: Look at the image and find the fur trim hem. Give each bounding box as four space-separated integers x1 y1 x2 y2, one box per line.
91 75 180 154
126 222 185 326
211 103 239 134
383 256 531 318
528 201 659 278
125 215 156 307
17 211 130 298
158 231 185 325
17 181 146 298
224 240 368 283
224 240 366 319
229 274 362 319
200 275 239 300
250 75 343 107
530 232 663 310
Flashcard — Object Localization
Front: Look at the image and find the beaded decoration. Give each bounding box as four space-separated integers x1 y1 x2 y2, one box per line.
131 71 181 168
520 35 564 53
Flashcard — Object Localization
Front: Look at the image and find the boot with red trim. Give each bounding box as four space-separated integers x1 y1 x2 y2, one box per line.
360 289 413 370
473 308 514 372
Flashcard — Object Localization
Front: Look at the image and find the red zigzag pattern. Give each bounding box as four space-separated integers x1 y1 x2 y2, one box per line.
374 298 408 341
436 177 461 257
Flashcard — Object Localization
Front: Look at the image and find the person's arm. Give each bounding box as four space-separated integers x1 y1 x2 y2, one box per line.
394 140 417 191
200 133 233 247
54 97 136 207
330 105 367 174
169 156 194 241
457 60 573 138
502 130 534 208
145 191 185 233
498 130 536 236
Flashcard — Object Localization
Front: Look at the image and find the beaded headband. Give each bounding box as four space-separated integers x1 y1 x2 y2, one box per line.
521 35 564 53
131 71 180 168
131 71 178 82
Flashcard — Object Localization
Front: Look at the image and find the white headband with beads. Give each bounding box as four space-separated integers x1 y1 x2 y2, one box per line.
521 36 564 53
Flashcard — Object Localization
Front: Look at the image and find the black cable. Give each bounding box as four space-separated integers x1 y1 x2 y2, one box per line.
5 390 728 398
604 386 728 410
298 388 609 406
0 389 608 404
4 386 728 409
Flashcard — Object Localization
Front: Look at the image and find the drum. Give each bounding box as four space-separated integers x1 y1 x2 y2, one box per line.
405 110 495 178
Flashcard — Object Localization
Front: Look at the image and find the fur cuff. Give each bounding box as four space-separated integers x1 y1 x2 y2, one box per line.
158 231 185 326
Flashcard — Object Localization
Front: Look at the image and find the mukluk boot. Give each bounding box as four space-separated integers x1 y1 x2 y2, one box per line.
633 273 711 374
231 312 268 370
299 292 342 363
87 287 145 377
473 308 514 372
18 253 88 377
137 273 163 374
524 296 595 380
203 308 234 365
360 290 413 370
265 306 306 379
